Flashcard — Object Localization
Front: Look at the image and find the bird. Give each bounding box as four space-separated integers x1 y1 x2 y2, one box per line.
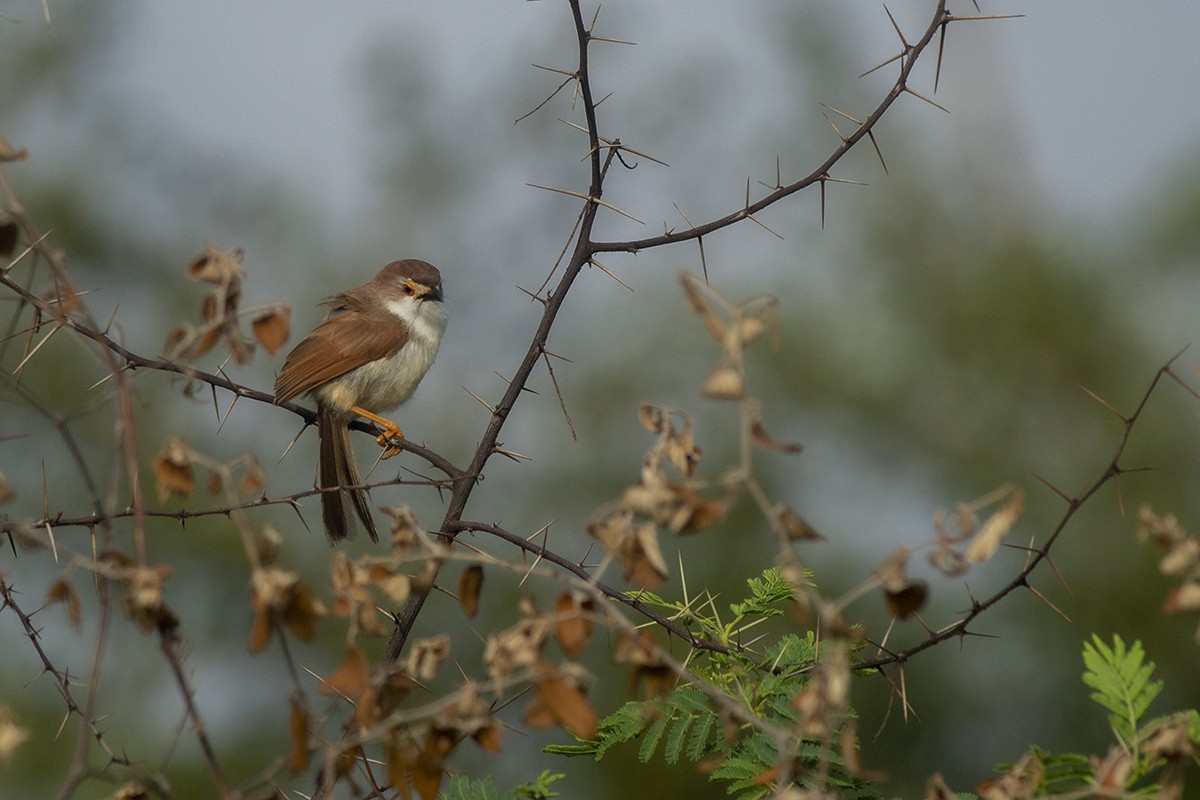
274 259 447 542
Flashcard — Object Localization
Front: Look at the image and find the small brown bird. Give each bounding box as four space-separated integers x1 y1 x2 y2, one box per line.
274 259 447 542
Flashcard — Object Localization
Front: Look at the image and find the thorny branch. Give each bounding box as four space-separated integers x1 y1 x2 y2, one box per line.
7 2 1180 799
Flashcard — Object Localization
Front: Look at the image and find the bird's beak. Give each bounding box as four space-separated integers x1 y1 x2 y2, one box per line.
423 284 444 303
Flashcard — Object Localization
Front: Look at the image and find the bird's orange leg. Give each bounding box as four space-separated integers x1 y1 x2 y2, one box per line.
351 406 405 459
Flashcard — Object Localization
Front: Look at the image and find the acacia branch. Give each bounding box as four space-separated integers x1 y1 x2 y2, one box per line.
853 354 1189 673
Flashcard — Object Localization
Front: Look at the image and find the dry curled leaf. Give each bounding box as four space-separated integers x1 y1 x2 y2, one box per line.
46 577 82 628
679 270 726 341
386 733 420 797
122 564 178 634
186 242 245 285
1137 505 1188 549
251 306 291 355
459 564 483 618
357 661 417 727
977 751 1043 800
0 217 16 259
527 660 598 739
699 366 744 400
1163 581 1200 614
383 504 428 552
0 137 29 162
413 729 453 800
964 487 1024 563
240 455 266 496
248 566 326 652
625 522 669 586
286 697 310 774
751 419 802 454
152 437 195 501
553 592 596 660
319 645 371 697
776 506 823 541
884 580 928 621
406 634 451 682
484 616 550 680
0 706 30 764
637 402 668 434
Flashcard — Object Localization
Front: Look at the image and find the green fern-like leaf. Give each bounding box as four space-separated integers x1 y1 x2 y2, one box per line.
638 711 670 764
730 567 795 618
1082 634 1163 746
442 775 502 800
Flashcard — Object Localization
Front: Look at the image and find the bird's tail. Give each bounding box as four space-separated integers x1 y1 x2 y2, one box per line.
318 405 379 543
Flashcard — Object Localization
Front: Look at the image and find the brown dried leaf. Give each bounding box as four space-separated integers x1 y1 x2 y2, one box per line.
163 325 190 357
366 564 412 604
614 630 660 666
0 219 17 259
874 548 911 593
1089 746 1132 792
662 425 702 478
884 580 928 621
964 488 1024 563
532 661 598 739
240 455 266 496
281 581 325 641
0 137 28 162
484 616 550 679
926 773 958 800
383 504 426 552
414 730 452 800
1163 581 1200 614
750 420 802 454
632 664 676 700
679 270 726 341
319 645 371 697
406 634 451 682
251 306 291 355
587 510 635 556
1137 505 1187 549
776 506 823 541
625 522 668 586
978 751 1044 800
46 577 82 628
522 695 557 730
929 546 967 578
186 242 244 285
473 723 503 754
0 707 30 764
152 437 195 501
0 472 14 504
386 733 419 796
1142 718 1196 763
459 564 483 618
699 366 744 400
637 402 667 434
671 487 728 534
286 698 310 774
247 605 272 654
1160 539 1200 576
123 564 178 634
357 662 417 727
553 592 596 660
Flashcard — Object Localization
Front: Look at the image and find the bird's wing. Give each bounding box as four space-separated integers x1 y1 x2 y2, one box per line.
273 308 410 404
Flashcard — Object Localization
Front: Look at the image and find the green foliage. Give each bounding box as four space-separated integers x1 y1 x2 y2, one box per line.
729 568 795 619
441 770 565 800
1081 633 1163 748
546 569 878 799
985 635 1199 797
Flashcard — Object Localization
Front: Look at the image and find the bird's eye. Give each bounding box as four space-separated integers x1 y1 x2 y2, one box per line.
402 283 416 296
